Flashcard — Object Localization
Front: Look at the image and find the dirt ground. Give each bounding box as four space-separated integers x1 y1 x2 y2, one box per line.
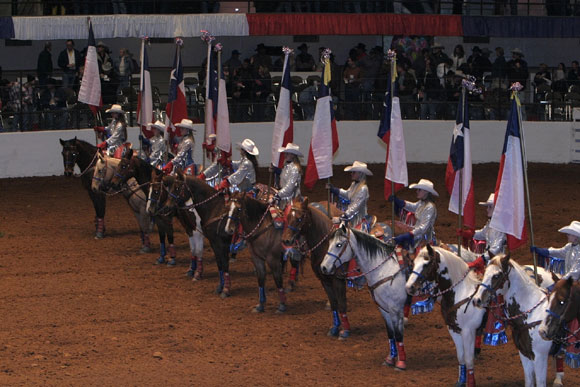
1 162 579 386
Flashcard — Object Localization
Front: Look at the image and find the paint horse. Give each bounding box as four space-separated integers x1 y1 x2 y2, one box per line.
224 192 289 312
473 255 563 387
59 138 106 238
164 171 232 297
91 151 152 253
320 225 408 370
406 245 485 387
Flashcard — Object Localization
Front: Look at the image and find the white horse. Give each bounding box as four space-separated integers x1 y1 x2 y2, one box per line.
406 245 485 387
473 254 563 387
320 225 408 370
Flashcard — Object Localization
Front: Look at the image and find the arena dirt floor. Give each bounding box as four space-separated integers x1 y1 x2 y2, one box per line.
1 162 579 386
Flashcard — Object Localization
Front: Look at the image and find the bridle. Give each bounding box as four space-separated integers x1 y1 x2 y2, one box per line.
284 205 310 244
62 145 78 170
545 290 572 325
111 157 132 184
324 228 355 272
479 263 512 302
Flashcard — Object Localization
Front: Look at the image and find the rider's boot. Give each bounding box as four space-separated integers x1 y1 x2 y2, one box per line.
395 342 406 370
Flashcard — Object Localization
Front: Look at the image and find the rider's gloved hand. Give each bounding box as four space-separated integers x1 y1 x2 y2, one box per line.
530 246 550 257
97 141 107 150
387 195 405 214
217 179 230 191
394 232 414 248
326 183 340 196
162 162 174 175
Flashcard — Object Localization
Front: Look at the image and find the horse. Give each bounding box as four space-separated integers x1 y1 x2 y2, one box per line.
539 278 580 340
406 244 485 387
163 171 232 297
91 151 152 253
473 255 563 387
224 192 288 313
320 225 408 370
281 197 355 338
59 138 106 239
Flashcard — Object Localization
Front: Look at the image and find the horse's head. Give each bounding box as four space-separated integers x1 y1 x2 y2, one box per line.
539 277 575 341
163 169 188 211
320 224 354 275
282 197 310 246
91 149 110 192
405 244 440 296
225 192 245 235
110 149 134 188
60 137 78 177
473 253 512 308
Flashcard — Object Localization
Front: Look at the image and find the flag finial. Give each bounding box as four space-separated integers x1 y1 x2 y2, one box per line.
282 46 294 55
213 43 223 52
200 30 214 43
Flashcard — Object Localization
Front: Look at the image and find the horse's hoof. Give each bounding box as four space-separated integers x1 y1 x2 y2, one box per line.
154 257 166 265
394 360 406 371
553 379 564 387
276 303 287 313
140 246 152 254
185 269 194 277
324 301 331 311
252 304 265 313
94 233 104 240
338 329 350 340
383 356 395 367
166 259 176 267
327 326 340 337
193 271 202 281
220 290 230 299
454 382 466 387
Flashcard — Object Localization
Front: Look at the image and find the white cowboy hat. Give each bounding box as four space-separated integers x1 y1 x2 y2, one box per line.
147 120 165 132
344 161 373 176
278 143 303 157
237 138 259 156
558 221 580 239
175 119 196 132
511 48 524 56
106 104 124 114
207 133 216 140
478 193 495 206
409 178 439 197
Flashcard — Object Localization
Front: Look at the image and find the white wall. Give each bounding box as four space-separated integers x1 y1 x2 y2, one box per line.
0 120 572 178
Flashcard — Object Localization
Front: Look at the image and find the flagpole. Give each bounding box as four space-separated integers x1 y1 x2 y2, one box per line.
513 85 539 285
166 40 181 163
216 45 222 182
201 30 214 170
457 87 466 258
389 55 397 237
138 37 146 156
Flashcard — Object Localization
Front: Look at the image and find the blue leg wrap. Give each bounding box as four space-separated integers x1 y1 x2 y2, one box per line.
458 364 466 384
328 310 340 335
219 271 225 289
159 242 166 258
259 287 266 304
389 339 398 358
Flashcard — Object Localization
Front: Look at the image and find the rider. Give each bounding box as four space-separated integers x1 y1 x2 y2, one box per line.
531 220 580 280
162 119 196 175
94 104 128 158
216 139 259 193
140 120 167 169
269 142 303 216
388 178 438 250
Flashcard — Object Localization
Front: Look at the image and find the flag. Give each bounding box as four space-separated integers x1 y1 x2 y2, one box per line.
271 52 293 169
490 95 527 250
78 20 101 115
204 50 219 145
377 62 407 200
445 91 475 229
165 43 187 139
137 41 153 138
304 57 339 190
216 52 231 154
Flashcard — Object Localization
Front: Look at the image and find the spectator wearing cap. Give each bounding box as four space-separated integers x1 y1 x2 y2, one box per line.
224 50 242 75
431 42 449 66
251 43 272 71
37 42 53 88
57 39 81 89
96 42 117 104
252 65 272 122
507 48 529 90
295 44 316 72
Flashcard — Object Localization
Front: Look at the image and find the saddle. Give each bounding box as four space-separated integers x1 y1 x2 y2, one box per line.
113 142 132 159
184 164 198 176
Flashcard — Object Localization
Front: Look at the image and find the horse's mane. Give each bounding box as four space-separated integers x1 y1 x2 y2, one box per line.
308 204 332 232
184 175 216 196
244 196 269 223
491 255 542 293
74 138 97 153
337 227 394 259
431 247 479 285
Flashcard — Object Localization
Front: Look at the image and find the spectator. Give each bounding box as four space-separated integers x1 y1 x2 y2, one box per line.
57 39 81 89
224 50 242 75
437 58 453 87
431 43 449 66
533 63 552 94
299 78 318 120
343 56 361 120
507 48 529 89
472 48 492 79
37 42 53 88
412 48 430 80
451 44 466 72
8 75 36 131
466 46 482 67
96 42 117 104
295 44 316 72
231 60 253 122
553 62 568 93
567 60 579 88
358 46 382 118
111 0 127 14
418 56 442 120
251 43 272 71
40 78 67 130
115 48 134 94
354 43 367 61
396 63 417 119
491 47 507 89
252 65 271 122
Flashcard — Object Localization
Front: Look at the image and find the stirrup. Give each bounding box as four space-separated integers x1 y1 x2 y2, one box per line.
230 239 246 254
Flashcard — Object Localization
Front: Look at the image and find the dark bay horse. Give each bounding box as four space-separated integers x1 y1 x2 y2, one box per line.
164 171 232 297
540 278 580 340
225 192 287 313
59 138 106 239
281 197 354 338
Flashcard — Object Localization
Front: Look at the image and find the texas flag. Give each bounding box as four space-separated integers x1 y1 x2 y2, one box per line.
377 62 407 200
445 92 475 229
490 94 528 249
204 50 219 145
78 20 101 115
304 57 339 189
271 51 294 169
137 41 153 138
216 54 231 154
165 43 187 140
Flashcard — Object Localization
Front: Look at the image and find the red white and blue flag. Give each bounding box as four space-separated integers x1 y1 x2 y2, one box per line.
137 40 153 137
216 52 231 154
377 63 407 200
445 92 475 229
490 95 527 249
304 57 339 189
165 43 187 140
204 50 219 145
78 20 101 115
271 51 294 169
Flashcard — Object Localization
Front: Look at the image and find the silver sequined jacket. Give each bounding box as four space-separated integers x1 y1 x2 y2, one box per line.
173 136 194 170
105 119 126 156
549 243 580 280
227 156 256 192
474 220 506 260
277 161 301 207
149 136 166 168
338 181 369 226
404 200 437 247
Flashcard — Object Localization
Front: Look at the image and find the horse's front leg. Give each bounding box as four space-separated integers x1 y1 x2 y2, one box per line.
461 329 476 387
319 276 341 337
533 340 550 387
333 276 350 339
188 230 204 280
553 354 564 386
268 251 287 313
449 330 467 387
138 210 152 254
518 352 535 387
251 254 267 313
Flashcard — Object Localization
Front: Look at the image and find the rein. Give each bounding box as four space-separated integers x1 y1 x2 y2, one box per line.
178 187 223 210
241 203 272 240
79 152 99 177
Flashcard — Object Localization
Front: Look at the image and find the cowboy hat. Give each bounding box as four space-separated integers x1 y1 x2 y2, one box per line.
478 193 495 206
278 143 303 157
237 138 259 156
147 120 165 132
432 42 445 49
106 104 124 114
256 43 266 51
409 179 439 197
558 221 580 239
511 48 524 56
297 43 309 51
175 119 196 131
344 161 373 176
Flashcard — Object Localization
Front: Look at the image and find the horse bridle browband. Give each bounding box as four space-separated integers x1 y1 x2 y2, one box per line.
479 264 512 299
325 228 355 271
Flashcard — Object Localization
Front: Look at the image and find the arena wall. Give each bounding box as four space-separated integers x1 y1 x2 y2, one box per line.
0 120 571 178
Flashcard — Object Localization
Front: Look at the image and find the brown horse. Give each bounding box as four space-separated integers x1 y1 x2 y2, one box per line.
539 278 580 340
164 171 232 297
224 192 288 313
59 138 106 238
